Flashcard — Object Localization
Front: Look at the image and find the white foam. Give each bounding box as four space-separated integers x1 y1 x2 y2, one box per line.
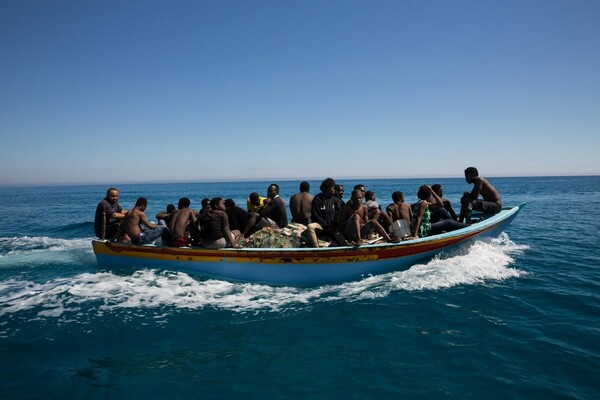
328 233 529 301
0 236 94 257
0 233 528 318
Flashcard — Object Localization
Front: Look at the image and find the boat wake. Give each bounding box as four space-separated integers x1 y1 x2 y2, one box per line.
0 234 529 324
0 236 94 257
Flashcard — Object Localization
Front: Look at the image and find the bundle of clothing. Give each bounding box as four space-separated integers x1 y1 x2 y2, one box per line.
240 223 308 248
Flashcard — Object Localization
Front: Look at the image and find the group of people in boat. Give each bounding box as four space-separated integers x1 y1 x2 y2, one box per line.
93 167 502 248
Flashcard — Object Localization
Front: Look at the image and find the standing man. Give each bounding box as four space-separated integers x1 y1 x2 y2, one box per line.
123 197 168 245
459 167 502 223
94 187 128 240
289 181 313 225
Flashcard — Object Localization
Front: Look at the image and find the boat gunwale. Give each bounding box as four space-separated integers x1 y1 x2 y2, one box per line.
92 203 525 258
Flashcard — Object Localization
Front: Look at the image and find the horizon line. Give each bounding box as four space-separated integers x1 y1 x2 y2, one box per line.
1 173 599 188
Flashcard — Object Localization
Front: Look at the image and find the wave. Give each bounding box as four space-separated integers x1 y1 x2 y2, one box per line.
0 236 94 257
0 233 528 319
50 221 94 237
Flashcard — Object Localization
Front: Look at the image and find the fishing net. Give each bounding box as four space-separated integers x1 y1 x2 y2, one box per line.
240 223 308 248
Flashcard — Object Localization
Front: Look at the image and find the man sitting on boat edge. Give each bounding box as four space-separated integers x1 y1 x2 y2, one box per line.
459 167 502 223
94 187 128 240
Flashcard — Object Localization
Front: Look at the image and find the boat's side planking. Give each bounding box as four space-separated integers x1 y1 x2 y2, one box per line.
93 203 524 285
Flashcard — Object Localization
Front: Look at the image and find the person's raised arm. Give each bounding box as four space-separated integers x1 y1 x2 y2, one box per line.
469 178 483 200
428 186 444 207
140 213 158 230
156 211 171 220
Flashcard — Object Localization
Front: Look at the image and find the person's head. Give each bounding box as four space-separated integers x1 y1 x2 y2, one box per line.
417 185 431 200
267 184 280 198
464 167 479 183
350 189 363 205
210 197 225 211
201 198 211 209
105 188 119 204
354 184 366 193
224 198 236 210
299 181 310 193
166 204 176 213
431 184 442 196
249 192 261 205
392 191 404 203
134 197 147 210
365 190 375 201
178 197 191 209
319 178 336 197
335 184 345 199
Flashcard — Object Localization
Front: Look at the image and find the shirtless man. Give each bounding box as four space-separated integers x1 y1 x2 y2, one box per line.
168 197 197 247
123 197 168 245
386 191 413 224
289 181 313 225
459 167 502 223
339 189 397 245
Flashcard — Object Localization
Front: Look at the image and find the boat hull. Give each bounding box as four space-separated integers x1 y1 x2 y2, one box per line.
93 203 524 286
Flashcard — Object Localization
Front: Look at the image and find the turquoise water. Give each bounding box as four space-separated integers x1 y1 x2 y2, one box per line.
0 177 599 399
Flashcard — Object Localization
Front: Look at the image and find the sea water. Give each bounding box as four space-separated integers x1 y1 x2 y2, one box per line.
0 177 599 399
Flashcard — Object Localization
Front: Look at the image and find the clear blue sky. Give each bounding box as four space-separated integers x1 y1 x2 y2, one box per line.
1 0 599 185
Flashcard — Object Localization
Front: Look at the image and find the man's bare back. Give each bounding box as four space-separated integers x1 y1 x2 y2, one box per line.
388 202 413 223
460 167 503 222
168 208 197 237
290 192 313 224
471 177 502 206
124 208 156 239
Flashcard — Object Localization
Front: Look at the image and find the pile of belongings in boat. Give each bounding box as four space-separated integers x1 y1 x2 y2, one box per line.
240 223 307 248
240 223 386 248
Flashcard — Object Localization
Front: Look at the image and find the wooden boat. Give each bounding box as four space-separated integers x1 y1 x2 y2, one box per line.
92 203 525 286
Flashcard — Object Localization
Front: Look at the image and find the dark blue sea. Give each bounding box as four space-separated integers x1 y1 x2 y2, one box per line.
1 177 599 399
